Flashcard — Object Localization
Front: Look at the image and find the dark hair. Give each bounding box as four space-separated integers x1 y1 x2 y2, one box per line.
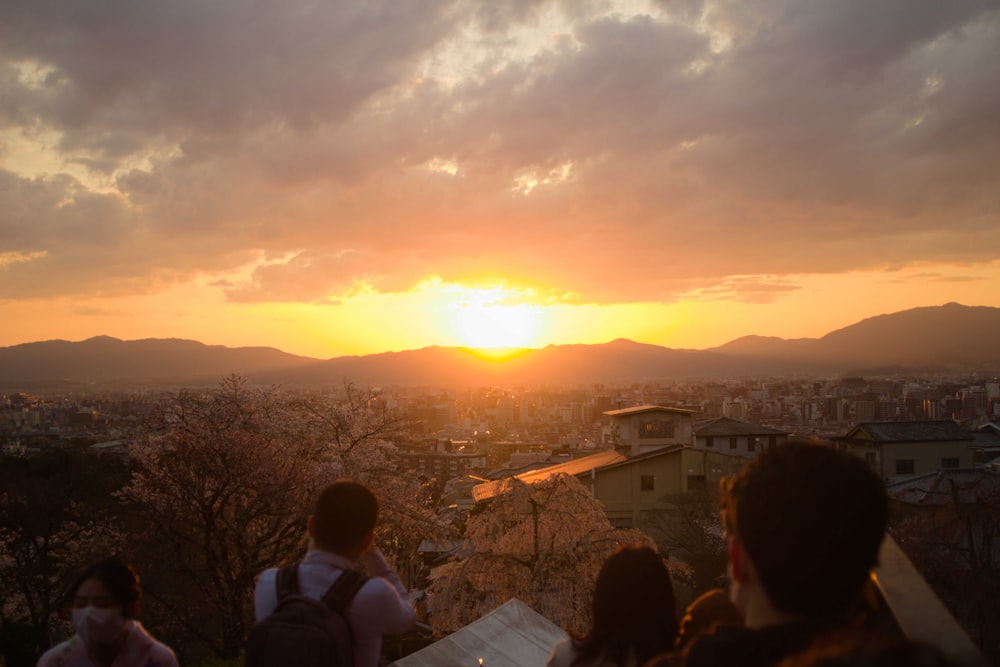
571 545 679 666
674 587 743 650
312 480 379 553
720 443 888 619
68 557 142 618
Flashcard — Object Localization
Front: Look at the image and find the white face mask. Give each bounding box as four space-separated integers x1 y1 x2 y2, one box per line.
72 606 126 645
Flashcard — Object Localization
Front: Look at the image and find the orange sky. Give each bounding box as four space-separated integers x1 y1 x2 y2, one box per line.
2 1 999 359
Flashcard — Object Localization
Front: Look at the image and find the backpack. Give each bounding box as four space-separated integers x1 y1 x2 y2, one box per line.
245 563 369 667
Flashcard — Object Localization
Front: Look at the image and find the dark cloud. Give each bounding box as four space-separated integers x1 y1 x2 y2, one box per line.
1 0 998 304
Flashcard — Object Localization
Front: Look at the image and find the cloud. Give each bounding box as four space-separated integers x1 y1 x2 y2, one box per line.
1 0 998 304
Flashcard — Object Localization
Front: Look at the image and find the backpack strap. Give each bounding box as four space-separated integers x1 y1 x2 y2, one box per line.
321 569 368 613
274 563 300 603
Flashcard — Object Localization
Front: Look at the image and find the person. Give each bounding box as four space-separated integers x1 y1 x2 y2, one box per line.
673 587 742 651
37 557 178 667
775 631 955 667
546 545 679 667
253 480 416 667
645 442 889 667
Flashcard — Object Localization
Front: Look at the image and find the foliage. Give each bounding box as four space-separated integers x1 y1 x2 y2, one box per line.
120 375 337 660
891 481 1000 664
120 376 445 662
643 484 727 604
427 474 657 635
0 448 128 660
289 383 447 565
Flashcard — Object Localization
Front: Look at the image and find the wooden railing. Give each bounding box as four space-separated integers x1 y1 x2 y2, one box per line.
871 535 988 667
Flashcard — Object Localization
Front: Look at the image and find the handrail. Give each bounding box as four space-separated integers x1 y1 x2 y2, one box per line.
871 534 987 667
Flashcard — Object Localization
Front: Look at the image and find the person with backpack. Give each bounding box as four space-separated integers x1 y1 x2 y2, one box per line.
248 480 416 667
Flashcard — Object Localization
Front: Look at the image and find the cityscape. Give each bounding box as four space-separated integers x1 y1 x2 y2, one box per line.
2 353 999 665
3 0 1000 665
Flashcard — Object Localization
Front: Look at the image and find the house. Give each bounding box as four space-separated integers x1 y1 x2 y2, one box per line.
603 405 697 456
885 466 1000 568
886 468 1000 513
834 420 976 480
471 443 746 536
693 416 788 458
575 445 747 530
972 422 1000 464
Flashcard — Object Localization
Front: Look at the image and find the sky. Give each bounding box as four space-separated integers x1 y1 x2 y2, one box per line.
2 0 999 359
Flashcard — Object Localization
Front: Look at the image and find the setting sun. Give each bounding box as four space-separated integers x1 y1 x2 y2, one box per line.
453 300 542 351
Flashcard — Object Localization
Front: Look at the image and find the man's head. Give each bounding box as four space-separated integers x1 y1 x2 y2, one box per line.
309 480 379 556
721 443 887 623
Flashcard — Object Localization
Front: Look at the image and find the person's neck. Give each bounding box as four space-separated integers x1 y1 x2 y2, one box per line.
740 592 801 629
308 539 364 564
86 621 132 667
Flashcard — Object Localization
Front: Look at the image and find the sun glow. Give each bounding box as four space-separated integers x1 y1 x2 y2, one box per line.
415 279 545 353
455 301 542 354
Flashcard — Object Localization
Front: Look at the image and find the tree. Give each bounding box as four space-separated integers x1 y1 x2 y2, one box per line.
891 473 1000 664
427 473 658 635
121 376 336 660
643 484 727 602
0 449 128 664
120 376 446 662
290 382 446 568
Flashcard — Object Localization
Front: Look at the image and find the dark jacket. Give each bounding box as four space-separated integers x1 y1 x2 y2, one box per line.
646 621 825 667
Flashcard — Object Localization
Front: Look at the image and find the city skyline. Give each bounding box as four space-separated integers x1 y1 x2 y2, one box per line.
2 1 999 358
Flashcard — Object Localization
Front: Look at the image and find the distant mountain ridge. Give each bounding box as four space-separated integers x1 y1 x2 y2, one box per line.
1 303 998 390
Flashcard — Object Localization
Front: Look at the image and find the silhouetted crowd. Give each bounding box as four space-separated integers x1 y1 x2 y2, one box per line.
40 446 966 667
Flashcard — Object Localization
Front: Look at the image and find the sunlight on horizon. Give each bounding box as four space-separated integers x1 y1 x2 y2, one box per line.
3 264 1000 360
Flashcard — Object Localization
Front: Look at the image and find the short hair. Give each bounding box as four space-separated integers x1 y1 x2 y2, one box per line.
69 557 142 618
572 545 678 666
312 480 379 553
720 443 887 618
675 587 743 650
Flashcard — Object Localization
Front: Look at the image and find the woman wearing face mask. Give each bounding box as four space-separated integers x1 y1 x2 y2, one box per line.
37 557 178 667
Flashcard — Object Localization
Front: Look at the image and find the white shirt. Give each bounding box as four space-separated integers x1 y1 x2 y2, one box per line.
253 548 416 667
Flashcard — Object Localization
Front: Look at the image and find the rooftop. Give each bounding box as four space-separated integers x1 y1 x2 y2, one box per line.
471 449 626 503
886 468 1000 506
844 420 975 443
388 598 567 666
695 416 788 437
604 404 697 417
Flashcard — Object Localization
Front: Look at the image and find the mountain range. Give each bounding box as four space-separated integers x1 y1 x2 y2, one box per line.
2 303 998 391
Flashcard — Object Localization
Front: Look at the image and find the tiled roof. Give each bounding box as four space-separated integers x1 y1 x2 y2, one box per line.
886 468 1000 506
472 449 626 503
604 404 697 417
695 417 788 437
847 420 973 443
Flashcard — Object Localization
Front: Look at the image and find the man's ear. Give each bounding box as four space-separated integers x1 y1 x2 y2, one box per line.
306 515 315 537
362 531 375 552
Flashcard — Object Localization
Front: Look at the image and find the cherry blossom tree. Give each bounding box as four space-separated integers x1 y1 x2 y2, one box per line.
427 473 658 635
121 376 444 661
121 375 336 659
290 382 446 568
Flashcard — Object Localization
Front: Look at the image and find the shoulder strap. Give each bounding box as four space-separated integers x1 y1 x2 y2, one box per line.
274 563 300 602
321 569 368 613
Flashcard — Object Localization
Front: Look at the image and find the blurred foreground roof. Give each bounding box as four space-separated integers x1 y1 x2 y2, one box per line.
388 598 567 667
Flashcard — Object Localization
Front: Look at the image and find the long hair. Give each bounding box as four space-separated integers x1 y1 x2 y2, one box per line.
571 545 679 666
